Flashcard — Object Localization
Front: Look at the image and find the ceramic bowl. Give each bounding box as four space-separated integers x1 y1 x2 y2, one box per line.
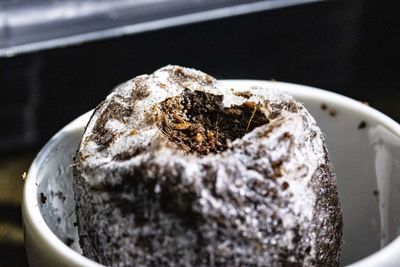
22 80 400 266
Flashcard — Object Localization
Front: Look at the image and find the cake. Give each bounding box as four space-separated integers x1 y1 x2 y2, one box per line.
73 65 342 267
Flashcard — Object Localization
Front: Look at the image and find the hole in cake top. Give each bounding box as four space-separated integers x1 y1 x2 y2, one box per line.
158 89 269 155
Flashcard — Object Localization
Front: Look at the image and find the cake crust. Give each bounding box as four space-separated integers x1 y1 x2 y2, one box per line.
74 65 342 267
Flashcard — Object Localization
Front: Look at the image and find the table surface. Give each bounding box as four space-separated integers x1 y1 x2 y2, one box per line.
0 152 34 266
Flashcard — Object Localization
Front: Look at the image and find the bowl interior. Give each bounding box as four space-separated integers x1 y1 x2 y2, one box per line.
27 81 400 266
300 88 400 265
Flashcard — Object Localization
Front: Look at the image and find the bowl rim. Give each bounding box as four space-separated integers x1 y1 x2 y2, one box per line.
22 80 400 267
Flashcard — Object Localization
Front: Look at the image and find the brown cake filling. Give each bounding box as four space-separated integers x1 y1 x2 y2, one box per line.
158 89 269 155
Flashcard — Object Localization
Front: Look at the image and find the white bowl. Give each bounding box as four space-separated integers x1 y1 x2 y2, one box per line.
22 80 400 267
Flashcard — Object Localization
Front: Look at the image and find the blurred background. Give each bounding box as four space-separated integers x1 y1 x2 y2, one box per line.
0 0 399 265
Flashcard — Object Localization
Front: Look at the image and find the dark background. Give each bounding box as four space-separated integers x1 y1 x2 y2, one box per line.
1 0 399 154
0 0 399 266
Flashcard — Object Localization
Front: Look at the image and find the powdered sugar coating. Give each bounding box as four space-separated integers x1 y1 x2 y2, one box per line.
74 65 342 267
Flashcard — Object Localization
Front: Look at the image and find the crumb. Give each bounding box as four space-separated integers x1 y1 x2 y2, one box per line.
358 121 367 129
234 91 253 99
40 193 47 204
281 182 289 190
194 133 204 144
21 171 27 181
329 109 337 117
320 103 327 110
204 74 214 84
66 238 74 247
373 190 379 197
132 83 150 100
129 129 138 136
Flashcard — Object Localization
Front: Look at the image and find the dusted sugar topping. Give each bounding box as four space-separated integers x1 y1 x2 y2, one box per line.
74 65 342 267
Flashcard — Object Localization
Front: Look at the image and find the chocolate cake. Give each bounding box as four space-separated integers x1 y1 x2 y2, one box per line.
73 66 342 267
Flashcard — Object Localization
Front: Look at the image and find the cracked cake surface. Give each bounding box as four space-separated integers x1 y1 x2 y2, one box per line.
73 65 342 267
